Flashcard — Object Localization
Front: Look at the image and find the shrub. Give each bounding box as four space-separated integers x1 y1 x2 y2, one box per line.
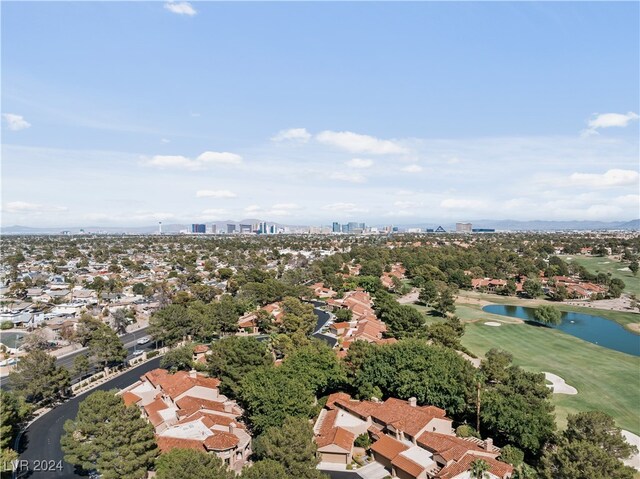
147 351 159 358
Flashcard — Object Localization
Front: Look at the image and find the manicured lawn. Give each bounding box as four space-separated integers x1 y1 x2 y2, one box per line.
409 294 640 434
560 254 640 297
461 320 640 435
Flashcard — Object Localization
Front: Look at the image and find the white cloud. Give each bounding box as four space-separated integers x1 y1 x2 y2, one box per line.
316 130 408 155
329 172 366 183
582 112 639 136
161 138 171 144
569 169 639 188
201 208 228 218
144 151 243 170
164 2 197 16
3 113 31 131
3 201 67 214
440 198 487 210
271 128 311 143
196 151 243 165
322 202 369 214
401 164 423 173
196 189 237 198
394 200 421 209
346 158 374 169
447 157 461 165
271 203 300 210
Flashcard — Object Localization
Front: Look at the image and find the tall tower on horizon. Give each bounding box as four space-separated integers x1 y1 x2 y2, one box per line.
158 221 162 235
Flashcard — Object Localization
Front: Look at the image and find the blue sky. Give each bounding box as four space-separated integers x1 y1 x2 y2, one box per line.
2 1 639 226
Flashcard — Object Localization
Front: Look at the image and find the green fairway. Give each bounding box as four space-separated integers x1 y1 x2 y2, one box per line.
560 255 640 297
410 295 640 434
460 316 640 435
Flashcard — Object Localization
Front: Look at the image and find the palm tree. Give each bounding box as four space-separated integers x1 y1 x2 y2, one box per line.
470 458 490 479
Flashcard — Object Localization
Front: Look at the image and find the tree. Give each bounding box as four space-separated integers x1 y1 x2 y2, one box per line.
71 354 91 379
207 336 273 396
61 390 157 479
254 417 322 479
352 340 475 415
280 341 346 396
279 297 317 336
418 281 439 306
155 448 233 479
87 323 128 367
563 411 636 460
427 317 464 350
608 278 626 298
241 459 289 479
239 367 315 433
480 349 514 384
334 308 353 322
8 349 70 405
434 288 456 316
149 304 191 346
533 306 562 325
629 261 639 276
160 344 195 372
522 279 544 298
0 391 31 465
22 328 50 351
499 445 524 466
540 439 635 479
470 459 490 479
111 309 130 335
481 365 555 456
354 433 372 449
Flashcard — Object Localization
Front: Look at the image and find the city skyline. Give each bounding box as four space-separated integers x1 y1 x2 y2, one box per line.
2 2 639 227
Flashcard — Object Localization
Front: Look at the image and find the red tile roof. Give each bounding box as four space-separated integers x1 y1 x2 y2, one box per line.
371 434 409 461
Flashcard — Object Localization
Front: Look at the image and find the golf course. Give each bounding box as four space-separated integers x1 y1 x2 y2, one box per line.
445 289 639 435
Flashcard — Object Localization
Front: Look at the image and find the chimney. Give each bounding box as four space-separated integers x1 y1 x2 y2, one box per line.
484 438 494 452
229 422 236 435
189 369 197 379
224 402 233 413
408 397 417 407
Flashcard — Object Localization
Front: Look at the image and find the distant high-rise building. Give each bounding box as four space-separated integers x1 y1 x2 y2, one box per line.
210 224 217 234
158 222 162 235
239 224 252 233
435 226 446 233
227 224 236 234
456 222 472 233
191 224 206 234
332 222 341 233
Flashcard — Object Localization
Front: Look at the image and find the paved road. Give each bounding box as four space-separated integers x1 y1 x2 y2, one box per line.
15 357 162 479
0 328 152 390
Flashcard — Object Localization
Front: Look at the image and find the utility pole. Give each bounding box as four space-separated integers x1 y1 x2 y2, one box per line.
476 380 481 435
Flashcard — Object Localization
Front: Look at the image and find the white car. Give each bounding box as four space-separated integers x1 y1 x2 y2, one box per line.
132 350 144 356
136 336 150 345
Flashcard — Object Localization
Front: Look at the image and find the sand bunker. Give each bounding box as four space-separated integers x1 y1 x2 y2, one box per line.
484 321 502 327
543 372 577 395
621 430 640 471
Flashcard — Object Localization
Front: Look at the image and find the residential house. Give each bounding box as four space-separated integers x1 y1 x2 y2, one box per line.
120 368 251 473
314 393 512 479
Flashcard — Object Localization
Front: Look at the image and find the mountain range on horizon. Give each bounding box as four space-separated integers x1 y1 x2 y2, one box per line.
1 219 639 235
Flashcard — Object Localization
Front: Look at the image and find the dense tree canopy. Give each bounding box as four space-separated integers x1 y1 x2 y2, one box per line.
480 350 555 456
254 417 327 479
61 390 157 479
351 339 476 415
207 336 273 396
239 366 316 433
8 349 70 405
155 448 233 479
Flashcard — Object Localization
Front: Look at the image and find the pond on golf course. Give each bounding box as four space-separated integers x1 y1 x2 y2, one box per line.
482 304 640 357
